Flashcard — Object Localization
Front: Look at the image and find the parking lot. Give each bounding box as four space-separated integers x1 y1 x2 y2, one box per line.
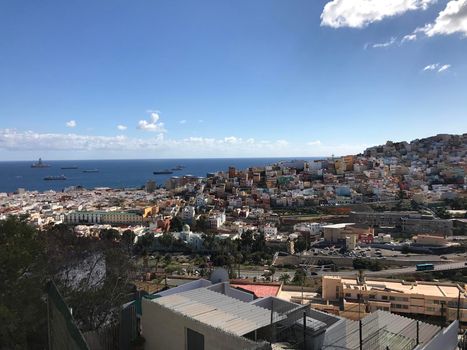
309 246 403 259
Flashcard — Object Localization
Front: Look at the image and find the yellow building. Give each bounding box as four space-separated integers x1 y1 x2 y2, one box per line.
343 155 354 171
322 275 467 323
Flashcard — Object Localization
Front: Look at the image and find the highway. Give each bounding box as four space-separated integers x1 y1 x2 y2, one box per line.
238 261 467 280
319 261 467 277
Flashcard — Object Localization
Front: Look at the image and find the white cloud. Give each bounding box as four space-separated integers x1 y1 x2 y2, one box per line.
418 0 467 37
0 129 292 156
0 129 371 158
179 120 187 124
224 136 240 144
423 63 440 70
401 33 417 42
422 63 452 72
117 125 127 131
137 112 167 132
438 64 451 72
372 37 397 48
66 120 77 128
307 140 322 146
320 0 435 28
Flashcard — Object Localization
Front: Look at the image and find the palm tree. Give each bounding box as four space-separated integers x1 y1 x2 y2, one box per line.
278 273 290 284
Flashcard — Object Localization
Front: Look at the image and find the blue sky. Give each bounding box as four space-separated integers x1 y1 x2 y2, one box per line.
0 0 466 160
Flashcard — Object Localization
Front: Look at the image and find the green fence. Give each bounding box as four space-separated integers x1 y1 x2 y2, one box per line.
46 281 90 350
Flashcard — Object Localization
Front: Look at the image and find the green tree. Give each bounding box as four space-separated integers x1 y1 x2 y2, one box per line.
252 232 266 252
0 217 47 349
134 232 155 255
158 233 175 248
171 216 184 231
401 245 410 254
353 258 382 271
295 236 307 252
240 230 255 251
292 268 306 285
99 228 120 241
121 229 136 255
163 253 172 265
195 216 208 231
278 273 291 284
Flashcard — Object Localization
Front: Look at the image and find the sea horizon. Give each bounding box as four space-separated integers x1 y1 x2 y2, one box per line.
0 157 322 193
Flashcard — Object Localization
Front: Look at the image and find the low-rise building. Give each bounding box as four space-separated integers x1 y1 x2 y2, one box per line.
322 275 467 324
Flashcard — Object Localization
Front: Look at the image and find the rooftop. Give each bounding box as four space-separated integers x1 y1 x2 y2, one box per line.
231 283 280 298
331 276 465 299
323 310 442 349
152 287 286 336
322 223 355 229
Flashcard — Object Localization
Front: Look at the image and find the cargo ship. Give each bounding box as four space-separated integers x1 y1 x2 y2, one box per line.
44 175 67 181
83 169 99 173
31 158 50 168
153 169 173 175
171 165 185 171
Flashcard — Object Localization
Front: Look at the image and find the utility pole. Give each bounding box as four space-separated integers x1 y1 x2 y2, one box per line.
303 312 307 350
270 299 275 345
359 318 363 350
458 289 462 321
359 293 363 350
416 320 419 345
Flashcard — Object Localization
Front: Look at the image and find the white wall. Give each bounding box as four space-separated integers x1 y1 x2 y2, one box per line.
142 299 269 350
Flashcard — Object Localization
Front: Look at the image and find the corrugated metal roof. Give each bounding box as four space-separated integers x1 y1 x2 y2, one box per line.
322 310 441 350
153 288 286 336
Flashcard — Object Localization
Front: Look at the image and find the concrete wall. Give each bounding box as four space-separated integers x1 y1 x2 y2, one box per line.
155 279 212 298
142 299 270 350
206 282 254 302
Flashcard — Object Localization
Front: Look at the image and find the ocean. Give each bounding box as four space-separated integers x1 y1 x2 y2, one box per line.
0 157 320 193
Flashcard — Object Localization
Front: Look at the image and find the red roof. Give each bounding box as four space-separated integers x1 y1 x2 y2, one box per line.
231 283 280 298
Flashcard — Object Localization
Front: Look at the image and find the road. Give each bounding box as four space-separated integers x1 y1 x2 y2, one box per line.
238 269 296 280
239 262 467 280
320 261 467 277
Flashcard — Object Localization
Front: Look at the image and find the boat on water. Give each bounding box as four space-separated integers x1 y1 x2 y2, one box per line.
171 165 185 171
44 175 67 181
153 169 173 175
83 169 99 173
31 158 50 168
61 166 78 170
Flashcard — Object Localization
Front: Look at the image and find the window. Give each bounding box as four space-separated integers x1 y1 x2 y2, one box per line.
186 328 204 350
382 295 388 301
345 293 351 298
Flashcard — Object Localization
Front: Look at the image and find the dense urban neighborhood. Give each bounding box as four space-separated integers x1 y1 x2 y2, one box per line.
1 134 467 349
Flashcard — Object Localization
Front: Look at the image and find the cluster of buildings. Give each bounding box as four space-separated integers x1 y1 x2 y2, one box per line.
0 134 464 244
1 134 465 254
320 274 467 324
135 273 464 349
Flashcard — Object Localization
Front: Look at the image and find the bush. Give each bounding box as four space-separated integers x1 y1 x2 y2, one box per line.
353 258 383 271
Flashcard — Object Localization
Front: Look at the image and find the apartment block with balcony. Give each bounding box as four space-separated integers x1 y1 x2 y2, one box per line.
322 276 467 325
